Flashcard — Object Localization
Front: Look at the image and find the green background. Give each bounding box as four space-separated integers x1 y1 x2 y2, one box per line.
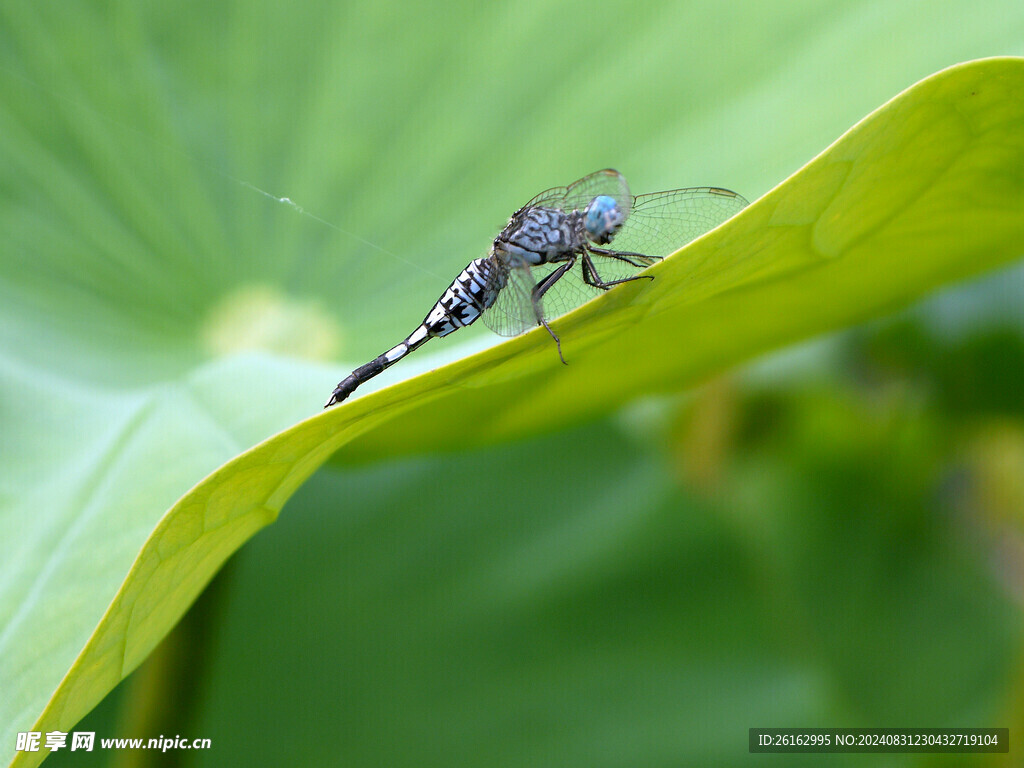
2 0 1023 766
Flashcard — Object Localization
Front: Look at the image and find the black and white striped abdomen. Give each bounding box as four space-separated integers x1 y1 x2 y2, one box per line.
324 255 508 407
423 256 506 337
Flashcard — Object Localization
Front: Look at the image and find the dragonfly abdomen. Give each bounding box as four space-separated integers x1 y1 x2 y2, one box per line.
424 256 506 336
325 256 507 407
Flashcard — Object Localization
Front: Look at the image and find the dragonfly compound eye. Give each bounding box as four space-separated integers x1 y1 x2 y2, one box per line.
584 195 625 245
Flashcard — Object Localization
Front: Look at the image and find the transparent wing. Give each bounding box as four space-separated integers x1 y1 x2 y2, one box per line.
479 262 541 337
526 187 749 325
525 169 633 219
482 183 750 336
608 187 749 258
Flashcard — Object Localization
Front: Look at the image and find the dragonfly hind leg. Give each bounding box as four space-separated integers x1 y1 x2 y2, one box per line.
531 258 575 365
539 318 566 364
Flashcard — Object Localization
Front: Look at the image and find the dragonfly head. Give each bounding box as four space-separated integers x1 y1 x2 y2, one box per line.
584 195 625 245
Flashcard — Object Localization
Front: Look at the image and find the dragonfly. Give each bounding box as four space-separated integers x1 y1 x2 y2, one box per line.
325 169 747 407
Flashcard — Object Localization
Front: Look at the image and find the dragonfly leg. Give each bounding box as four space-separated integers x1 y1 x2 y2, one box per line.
588 246 662 269
581 250 654 289
531 257 575 365
539 319 566 364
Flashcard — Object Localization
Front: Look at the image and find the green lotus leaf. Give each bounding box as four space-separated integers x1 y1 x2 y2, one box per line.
3 55 1023 768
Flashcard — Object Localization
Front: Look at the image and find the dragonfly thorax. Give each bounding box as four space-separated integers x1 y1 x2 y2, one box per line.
493 206 585 266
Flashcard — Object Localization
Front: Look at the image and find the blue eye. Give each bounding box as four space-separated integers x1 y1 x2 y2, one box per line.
584 195 625 244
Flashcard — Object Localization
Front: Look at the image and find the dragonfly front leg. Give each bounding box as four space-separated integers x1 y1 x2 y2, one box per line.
581 250 655 290
531 257 575 364
587 246 661 270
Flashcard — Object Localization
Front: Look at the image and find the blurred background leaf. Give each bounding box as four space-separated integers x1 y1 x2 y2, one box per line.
1 0 1022 766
